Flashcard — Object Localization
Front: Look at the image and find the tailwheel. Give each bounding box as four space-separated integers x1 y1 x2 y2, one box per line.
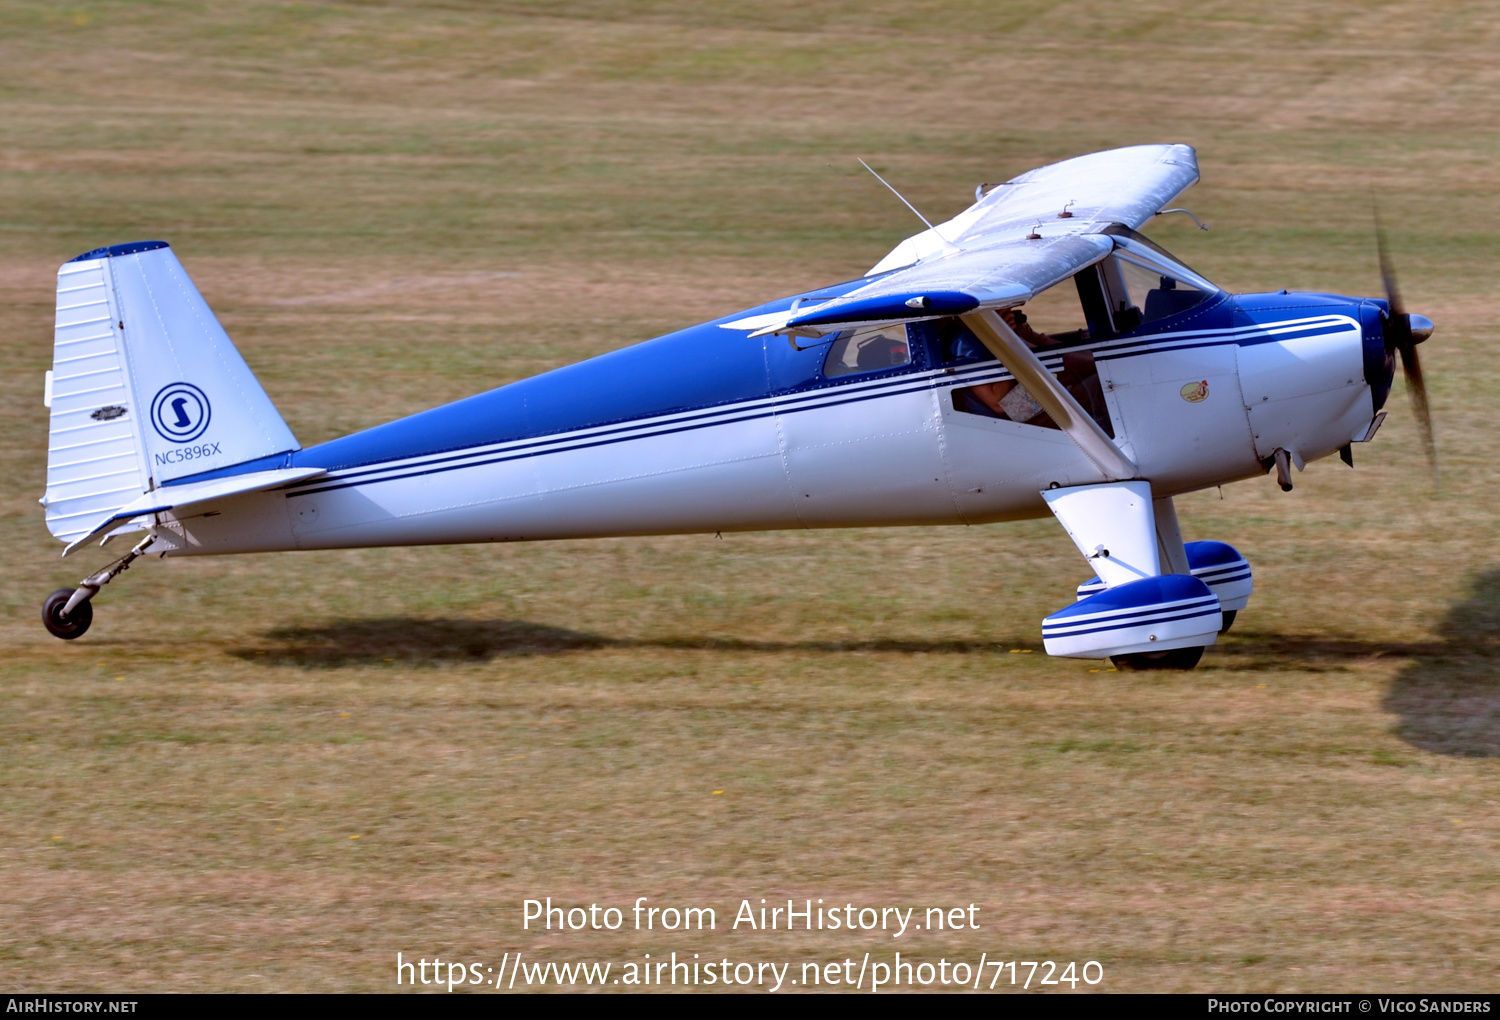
40 534 156 641
1219 610 1237 634
1110 645 1204 671
42 588 93 640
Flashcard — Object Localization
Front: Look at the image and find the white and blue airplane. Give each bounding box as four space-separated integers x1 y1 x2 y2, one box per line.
38 144 1433 669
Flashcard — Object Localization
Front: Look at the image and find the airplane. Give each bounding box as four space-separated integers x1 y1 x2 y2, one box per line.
36 143 1435 670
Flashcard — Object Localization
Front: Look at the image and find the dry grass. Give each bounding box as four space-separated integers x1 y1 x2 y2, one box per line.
1 0 1498 993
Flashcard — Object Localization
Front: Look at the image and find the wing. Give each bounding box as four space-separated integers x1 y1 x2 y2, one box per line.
755 233 1113 336
732 144 1198 339
869 143 1200 275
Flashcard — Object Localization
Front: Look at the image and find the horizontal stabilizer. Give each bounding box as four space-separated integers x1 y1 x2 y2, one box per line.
62 466 325 556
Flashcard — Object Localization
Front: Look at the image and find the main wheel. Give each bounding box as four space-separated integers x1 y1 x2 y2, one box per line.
1219 609 1238 634
42 588 92 640
1110 645 1204 671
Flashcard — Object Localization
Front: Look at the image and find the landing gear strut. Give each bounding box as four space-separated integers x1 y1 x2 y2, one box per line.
41 534 155 641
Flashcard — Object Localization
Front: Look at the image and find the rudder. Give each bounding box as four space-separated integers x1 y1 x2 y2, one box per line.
42 241 300 547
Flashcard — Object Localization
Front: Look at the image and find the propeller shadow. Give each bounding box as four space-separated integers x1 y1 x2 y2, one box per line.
1383 569 1500 758
1212 571 1500 758
229 617 1026 668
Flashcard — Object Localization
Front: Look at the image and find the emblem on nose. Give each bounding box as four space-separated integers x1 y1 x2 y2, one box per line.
150 382 212 443
1180 380 1209 403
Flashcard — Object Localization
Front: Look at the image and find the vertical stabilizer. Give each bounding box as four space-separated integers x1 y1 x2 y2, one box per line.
42 241 299 546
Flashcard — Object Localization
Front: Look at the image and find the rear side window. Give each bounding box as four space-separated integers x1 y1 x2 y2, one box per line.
822 325 912 378
931 318 994 366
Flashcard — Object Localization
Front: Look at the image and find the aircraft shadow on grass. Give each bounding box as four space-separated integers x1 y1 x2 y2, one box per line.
228 618 1023 669
229 572 1499 759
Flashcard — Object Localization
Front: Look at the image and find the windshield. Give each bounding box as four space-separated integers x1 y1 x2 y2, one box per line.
1099 225 1219 329
1102 224 1215 283
1112 258 1213 326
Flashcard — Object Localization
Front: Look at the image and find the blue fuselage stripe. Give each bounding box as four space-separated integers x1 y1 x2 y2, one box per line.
1092 315 1351 353
1094 322 1354 362
288 372 944 498
285 315 1355 499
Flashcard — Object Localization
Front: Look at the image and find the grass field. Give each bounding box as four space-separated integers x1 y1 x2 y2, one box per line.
1 0 1497 993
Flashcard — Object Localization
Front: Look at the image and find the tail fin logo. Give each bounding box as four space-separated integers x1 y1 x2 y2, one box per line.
150 382 212 443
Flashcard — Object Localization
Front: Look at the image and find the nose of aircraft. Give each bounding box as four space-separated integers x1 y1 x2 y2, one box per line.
1379 299 1438 488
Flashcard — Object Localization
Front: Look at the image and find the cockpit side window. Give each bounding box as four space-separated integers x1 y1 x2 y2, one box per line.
932 317 994 366
1007 271 1092 343
822 325 912 378
930 292 1115 438
932 278 1094 365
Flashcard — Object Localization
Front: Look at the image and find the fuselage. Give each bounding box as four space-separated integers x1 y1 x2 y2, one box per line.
149 278 1390 558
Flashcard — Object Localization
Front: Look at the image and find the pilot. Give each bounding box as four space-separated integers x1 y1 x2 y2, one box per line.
1002 306 1052 348
958 308 1059 423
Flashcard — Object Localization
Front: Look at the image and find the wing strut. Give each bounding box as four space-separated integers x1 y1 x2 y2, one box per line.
959 310 1138 481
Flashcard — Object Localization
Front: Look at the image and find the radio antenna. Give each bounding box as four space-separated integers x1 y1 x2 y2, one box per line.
857 159 959 254
859 159 936 230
